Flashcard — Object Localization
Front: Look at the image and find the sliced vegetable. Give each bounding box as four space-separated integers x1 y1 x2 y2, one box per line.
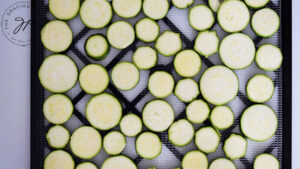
168 119 194 147
76 162 98 169
103 131 126 155
44 150 74 169
209 158 236 169
186 99 210 124
245 0 270 9
208 0 220 12
174 78 199 103
253 153 279 169
133 46 157 70
148 71 175 98
143 0 169 20
101 155 137 169
172 0 193 9
111 62 139 91
255 44 283 71
155 31 182 57
107 21 135 49
49 0 80 20
189 5 214 31
84 34 109 60
246 74 274 103
120 113 142 137
223 133 247 160
46 125 70 149
194 30 219 58
182 150 208 169
210 106 234 130
112 0 142 18
195 127 220 153
135 18 160 42
174 50 202 77
136 132 162 159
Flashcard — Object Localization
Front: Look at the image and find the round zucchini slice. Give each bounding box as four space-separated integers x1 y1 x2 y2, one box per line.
148 71 175 98
174 50 202 78
209 158 236 169
135 18 160 42
76 162 98 169
174 78 199 103
133 46 157 70
246 74 274 103
70 126 102 159
223 133 247 160
186 99 210 124
103 131 126 155
43 94 73 124
85 34 109 60
210 106 234 130
101 155 137 169
217 0 250 33
208 0 220 13
251 8 280 37
155 31 182 57
86 93 122 130
255 44 283 71
189 5 214 31
79 64 109 95
143 0 169 20
195 126 220 154
46 125 70 149
80 0 112 29
49 0 80 20
44 150 75 169
39 54 78 93
182 150 208 169
172 0 193 9
241 104 277 141
41 20 73 53
107 21 135 49
168 119 194 147
194 30 219 58
200 65 239 105
136 132 162 159
253 153 279 169
112 0 142 18
111 62 139 91
142 100 174 132
245 0 270 9
120 113 142 137
219 33 255 69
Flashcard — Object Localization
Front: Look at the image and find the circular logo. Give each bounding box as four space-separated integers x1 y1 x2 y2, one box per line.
1 1 31 46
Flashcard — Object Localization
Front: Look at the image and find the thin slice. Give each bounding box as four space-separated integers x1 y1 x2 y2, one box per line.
46 125 70 149
254 153 279 169
85 34 109 60
86 93 122 130
133 46 157 70
148 71 174 98
76 162 98 169
241 104 277 141
168 119 195 147
120 114 142 137
246 74 274 103
255 44 283 71
209 158 236 169
210 106 234 130
200 65 239 105
107 21 135 49
113 0 142 18
136 132 162 159
174 78 199 103
111 62 139 91
186 99 210 124
135 18 160 42
44 150 74 169
195 127 220 153
155 31 182 57
101 155 137 169
49 0 80 20
103 131 126 155
172 0 193 9
143 0 169 20
245 0 270 9
182 150 208 169
208 0 220 12
223 134 247 160
189 5 214 31
174 50 202 77
142 100 174 132
194 30 219 58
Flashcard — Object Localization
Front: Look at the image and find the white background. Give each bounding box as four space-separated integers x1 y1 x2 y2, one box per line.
0 0 298 168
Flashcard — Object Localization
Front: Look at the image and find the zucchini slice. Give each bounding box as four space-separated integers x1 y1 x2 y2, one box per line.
49 0 80 20
41 20 73 53
155 31 182 57
194 30 219 58
253 153 279 169
200 65 239 105
39 54 78 93
217 0 250 33
143 0 169 20
186 99 210 124
43 94 73 124
133 46 157 70
246 74 274 103
111 62 139 91
46 125 70 149
107 21 135 49
44 150 75 169
112 0 142 18
85 34 109 60
135 18 160 42
148 71 175 98
172 0 193 9
245 0 270 9
189 5 214 31
120 113 142 137
195 126 220 154
208 0 220 13
86 93 122 130
209 158 236 169
103 131 126 155
241 104 277 141
70 126 102 159
79 64 109 95
182 150 208 169
76 162 98 169
101 155 137 169
210 106 234 130
142 100 174 132
136 132 162 159
80 0 112 29
219 33 255 69
251 8 280 37
174 78 199 103
223 133 247 160
174 50 202 78
148 167 156 169
168 119 194 147
255 44 283 71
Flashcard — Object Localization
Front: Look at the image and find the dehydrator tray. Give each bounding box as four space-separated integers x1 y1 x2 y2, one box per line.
31 0 292 168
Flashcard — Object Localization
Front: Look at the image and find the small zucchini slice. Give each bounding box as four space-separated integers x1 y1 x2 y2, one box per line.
136 132 162 159
174 78 199 103
168 119 195 147
209 158 236 169
223 133 247 160
107 21 135 49
111 62 139 91
135 18 160 42
172 0 193 9
155 31 182 57
46 125 70 149
133 46 157 70
210 106 235 130
182 150 208 169
253 153 279 169
246 74 274 103
76 162 98 169
84 34 109 60
120 113 142 137
103 131 126 155
49 0 80 20
195 126 220 154
189 5 215 31
186 99 210 124
112 0 142 18
148 71 175 98
143 0 169 20
101 155 137 169
174 50 202 78
44 150 75 169
194 30 219 58
255 44 283 71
